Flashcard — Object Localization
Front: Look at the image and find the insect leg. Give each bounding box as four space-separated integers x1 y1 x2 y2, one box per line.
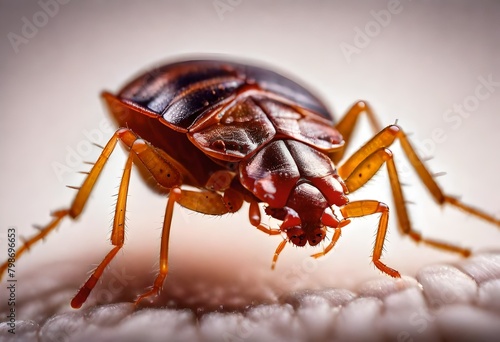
330 101 382 164
338 125 499 255
340 200 400 278
247 201 284 269
133 187 246 305
176 189 232 215
71 151 133 308
310 228 342 259
134 187 181 305
71 130 183 308
248 201 282 236
340 124 500 227
345 147 471 255
0 128 136 280
270 239 288 270
311 219 351 259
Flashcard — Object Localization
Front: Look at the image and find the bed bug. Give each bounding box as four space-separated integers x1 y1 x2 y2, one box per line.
1 59 499 309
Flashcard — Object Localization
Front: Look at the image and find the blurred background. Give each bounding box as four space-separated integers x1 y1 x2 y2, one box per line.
0 0 499 315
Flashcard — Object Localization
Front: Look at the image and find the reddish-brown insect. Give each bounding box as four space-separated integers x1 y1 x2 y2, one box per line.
1 59 499 308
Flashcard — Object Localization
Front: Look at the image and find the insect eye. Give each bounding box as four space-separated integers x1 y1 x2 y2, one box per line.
287 227 307 247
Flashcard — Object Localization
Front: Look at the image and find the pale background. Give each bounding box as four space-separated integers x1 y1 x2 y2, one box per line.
1 0 499 318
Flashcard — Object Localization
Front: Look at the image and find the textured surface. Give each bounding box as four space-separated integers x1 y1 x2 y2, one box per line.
1 252 500 341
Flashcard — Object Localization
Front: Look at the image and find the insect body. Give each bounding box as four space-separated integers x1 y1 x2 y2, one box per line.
1 60 499 308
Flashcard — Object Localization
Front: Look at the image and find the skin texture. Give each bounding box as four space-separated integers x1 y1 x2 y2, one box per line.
1 251 500 341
